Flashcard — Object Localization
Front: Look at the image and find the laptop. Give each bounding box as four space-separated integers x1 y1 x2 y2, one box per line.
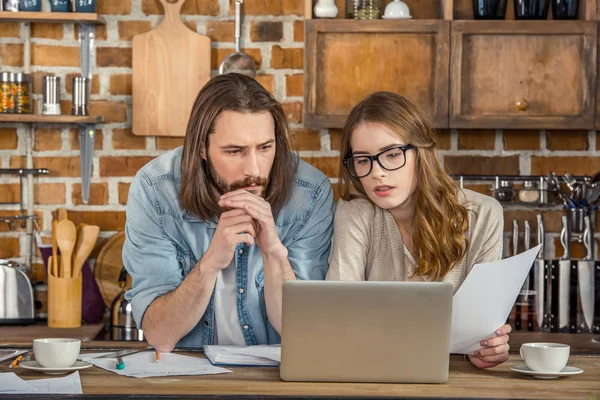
280 280 453 383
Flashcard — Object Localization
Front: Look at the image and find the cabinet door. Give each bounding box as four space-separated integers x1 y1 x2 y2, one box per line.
450 21 597 129
304 20 450 129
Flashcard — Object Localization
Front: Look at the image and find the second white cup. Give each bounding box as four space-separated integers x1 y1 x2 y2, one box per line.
33 338 81 368
520 342 570 372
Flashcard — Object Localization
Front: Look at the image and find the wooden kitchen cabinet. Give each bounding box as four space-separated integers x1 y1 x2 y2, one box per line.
450 21 598 129
304 20 450 129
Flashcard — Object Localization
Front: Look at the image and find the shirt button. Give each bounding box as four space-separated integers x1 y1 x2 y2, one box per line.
239 249 244 255
239 288 245 294
203 320 209 326
243 325 249 330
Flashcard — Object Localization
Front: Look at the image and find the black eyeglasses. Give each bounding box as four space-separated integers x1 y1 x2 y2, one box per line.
343 144 414 178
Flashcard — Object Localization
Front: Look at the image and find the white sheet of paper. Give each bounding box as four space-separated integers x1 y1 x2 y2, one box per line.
78 352 112 362
26 372 83 394
0 372 39 393
450 244 541 354
0 349 27 363
88 351 231 378
224 345 281 362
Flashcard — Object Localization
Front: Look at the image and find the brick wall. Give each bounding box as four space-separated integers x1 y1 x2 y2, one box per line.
0 0 599 280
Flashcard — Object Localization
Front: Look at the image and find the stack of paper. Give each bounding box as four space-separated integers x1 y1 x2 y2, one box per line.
0 371 82 394
203 345 281 366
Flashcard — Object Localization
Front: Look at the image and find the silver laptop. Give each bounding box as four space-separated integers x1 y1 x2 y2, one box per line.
280 280 453 383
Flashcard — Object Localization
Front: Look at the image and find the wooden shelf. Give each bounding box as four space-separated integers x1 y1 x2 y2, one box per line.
0 114 104 124
0 11 105 25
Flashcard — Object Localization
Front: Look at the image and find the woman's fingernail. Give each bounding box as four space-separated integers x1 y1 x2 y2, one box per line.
496 329 502 335
481 341 488 346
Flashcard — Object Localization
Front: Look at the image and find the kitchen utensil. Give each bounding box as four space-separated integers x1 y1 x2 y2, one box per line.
42 76 61 116
58 208 68 221
94 232 128 308
523 220 536 331
51 220 58 278
71 77 89 116
56 219 76 278
72 224 99 279
513 220 521 330
578 215 595 331
558 215 572 331
79 126 95 204
132 0 211 137
47 255 82 328
473 0 508 18
110 267 144 341
535 214 546 329
0 262 35 325
552 0 579 19
514 0 550 19
219 1 257 77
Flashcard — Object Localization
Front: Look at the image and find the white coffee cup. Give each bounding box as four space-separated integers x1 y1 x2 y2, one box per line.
520 342 570 372
33 338 81 368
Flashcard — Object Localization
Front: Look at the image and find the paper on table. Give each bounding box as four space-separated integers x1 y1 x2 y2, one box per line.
0 372 39 393
0 349 27 363
27 372 83 394
88 351 231 378
203 345 281 366
0 372 82 394
78 352 111 362
450 244 541 354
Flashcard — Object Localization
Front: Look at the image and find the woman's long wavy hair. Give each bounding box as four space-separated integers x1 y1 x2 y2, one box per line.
339 92 469 281
180 73 297 221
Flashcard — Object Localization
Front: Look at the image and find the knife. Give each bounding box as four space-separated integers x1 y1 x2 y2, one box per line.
93 347 152 359
578 215 595 332
535 214 546 329
513 220 521 331
558 215 571 332
523 220 536 331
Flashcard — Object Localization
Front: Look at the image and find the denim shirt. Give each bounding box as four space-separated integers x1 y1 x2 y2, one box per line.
123 147 334 348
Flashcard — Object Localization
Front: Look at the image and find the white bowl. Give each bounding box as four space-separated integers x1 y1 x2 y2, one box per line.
33 338 81 369
383 0 412 19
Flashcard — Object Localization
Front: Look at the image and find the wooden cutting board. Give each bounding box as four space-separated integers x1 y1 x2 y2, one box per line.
93 232 129 309
132 0 211 137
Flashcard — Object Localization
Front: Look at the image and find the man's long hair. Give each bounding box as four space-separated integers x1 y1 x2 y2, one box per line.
180 73 297 220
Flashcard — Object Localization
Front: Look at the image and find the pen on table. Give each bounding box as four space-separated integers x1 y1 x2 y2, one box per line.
155 350 160 363
8 355 23 369
116 356 125 370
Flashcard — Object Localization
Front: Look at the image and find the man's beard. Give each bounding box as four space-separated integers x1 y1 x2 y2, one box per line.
206 157 269 197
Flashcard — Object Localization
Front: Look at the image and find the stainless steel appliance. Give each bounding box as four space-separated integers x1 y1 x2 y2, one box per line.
0 260 35 325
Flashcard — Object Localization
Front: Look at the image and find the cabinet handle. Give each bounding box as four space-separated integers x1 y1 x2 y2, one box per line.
516 99 529 111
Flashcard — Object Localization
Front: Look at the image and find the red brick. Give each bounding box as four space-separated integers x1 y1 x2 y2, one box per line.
98 0 132 14
232 0 302 15
293 21 304 42
436 129 451 150
205 21 234 42
293 129 321 151
69 129 103 151
301 156 340 177
11 156 81 177
32 44 79 67
444 156 520 175
330 129 342 151
34 128 62 152
282 102 302 124
255 75 275 94
142 0 219 16
65 73 101 95
118 21 152 41
62 211 126 232
118 183 131 205
457 129 495 150
109 74 132 95
0 23 21 38
212 48 262 70
31 23 63 40
60 101 127 124
531 157 600 176
0 238 20 257
0 210 44 232
271 46 303 69
113 128 147 150
34 183 66 205
99 156 155 177
97 47 132 68
75 24 108 41
546 130 588 151
156 137 184 150
1 44 24 66
72 183 109 205
0 128 18 150
0 184 21 204
286 74 303 97
250 21 283 42
503 129 540 151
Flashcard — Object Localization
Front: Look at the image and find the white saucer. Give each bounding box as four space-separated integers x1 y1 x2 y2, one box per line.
382 15 412 19
510 364 583 379
19 360 93 375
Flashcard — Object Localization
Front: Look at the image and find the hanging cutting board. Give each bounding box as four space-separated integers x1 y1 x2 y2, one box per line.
132 0 211 137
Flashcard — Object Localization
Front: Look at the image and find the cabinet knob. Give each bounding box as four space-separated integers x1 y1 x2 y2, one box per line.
516 99 529 111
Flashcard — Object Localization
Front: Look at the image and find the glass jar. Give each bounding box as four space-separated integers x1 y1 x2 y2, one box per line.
495 180 514 202
0 72 15 114
14 73 32 114
345 0 381 19
519 180 540 203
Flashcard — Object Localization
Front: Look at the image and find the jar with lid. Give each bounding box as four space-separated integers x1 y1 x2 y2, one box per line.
495 180 514 202
14 73 32 114
0 72 15 114
519 180 540 203
345 0 382 19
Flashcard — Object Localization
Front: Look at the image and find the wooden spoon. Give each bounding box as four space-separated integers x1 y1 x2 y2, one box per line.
51 220 58 277
56 219 77 278
58 208 68 221
72 224 100 278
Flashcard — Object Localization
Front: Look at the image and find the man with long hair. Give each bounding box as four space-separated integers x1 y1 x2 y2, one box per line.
123 74 334 351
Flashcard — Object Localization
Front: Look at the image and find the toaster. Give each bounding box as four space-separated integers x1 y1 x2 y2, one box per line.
0 260 35 325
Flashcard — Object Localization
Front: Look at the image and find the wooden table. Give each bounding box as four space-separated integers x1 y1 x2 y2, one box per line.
0 323 104 345
1 352 599 399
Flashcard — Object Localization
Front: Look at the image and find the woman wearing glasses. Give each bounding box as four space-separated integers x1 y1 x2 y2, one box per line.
326 91 510 369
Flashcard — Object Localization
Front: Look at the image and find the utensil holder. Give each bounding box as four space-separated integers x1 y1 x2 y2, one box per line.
48 255 82 328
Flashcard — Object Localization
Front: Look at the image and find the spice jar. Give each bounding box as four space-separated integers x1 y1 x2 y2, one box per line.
519 180 540 203
0 72 15 114
14 73 32 114
345 0 381 19
495 180 514 202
